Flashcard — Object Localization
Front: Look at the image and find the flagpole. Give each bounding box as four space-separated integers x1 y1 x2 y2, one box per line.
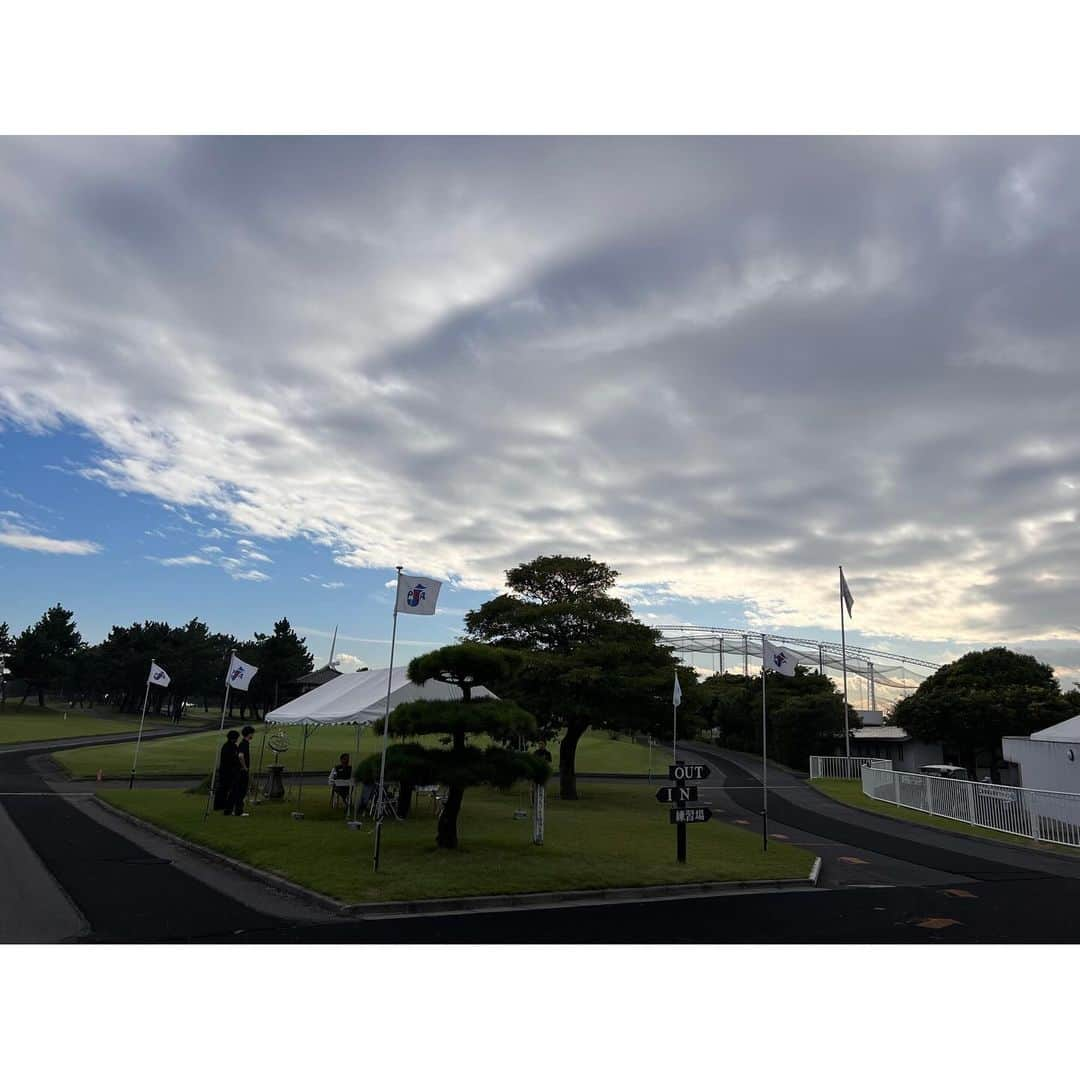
203 652 234 821
128 660 154 790
373 566 403 872
840 566 851 758
672 699 678 764
760 635 768 853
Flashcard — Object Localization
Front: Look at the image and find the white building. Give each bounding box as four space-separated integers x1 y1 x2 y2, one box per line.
1002 715 1080 794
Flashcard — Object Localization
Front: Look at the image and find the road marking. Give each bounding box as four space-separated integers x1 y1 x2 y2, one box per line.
839 856 868 864
734 819 751 825
769 833 791 840
915 917 961 930
943 888 977 899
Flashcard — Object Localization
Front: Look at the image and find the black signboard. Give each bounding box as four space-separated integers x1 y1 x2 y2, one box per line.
668 762 711 782
655 785 699 803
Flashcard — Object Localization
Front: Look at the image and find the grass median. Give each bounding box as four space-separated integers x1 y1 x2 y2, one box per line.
100 780 815 904
0 705 148 746
55 726 669 780
810 778 1080 857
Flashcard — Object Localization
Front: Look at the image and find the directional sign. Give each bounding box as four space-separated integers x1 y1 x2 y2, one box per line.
655 785 699 804
670 806 713 825
668 762 711 782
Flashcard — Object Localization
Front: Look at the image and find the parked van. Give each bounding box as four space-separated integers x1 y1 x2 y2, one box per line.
919 764 971 781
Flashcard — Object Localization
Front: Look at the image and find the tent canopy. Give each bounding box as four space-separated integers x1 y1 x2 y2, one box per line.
264 666 496 727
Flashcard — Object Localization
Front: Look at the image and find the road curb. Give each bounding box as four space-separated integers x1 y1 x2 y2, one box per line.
92 796 819 920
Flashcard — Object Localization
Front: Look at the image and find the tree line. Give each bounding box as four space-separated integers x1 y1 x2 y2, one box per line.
0 608 313 722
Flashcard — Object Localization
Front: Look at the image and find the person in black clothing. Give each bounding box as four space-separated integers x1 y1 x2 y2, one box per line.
215 730 241 812
329 753 352 809
227 725 255 816
534 740 553 764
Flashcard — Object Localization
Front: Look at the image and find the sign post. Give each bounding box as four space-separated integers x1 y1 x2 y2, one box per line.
661 761 712 864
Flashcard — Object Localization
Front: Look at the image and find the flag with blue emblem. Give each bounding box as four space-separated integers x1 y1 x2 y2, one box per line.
763 638 795 677
225 654 258 691
396 574 443 616
147 661 171 688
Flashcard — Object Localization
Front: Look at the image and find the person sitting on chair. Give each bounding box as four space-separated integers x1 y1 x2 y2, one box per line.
329 753 352 808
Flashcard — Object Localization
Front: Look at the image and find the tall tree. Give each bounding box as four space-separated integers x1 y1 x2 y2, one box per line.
700 667 858 770
13 605 83 706
246 618 314 720
465 554 700 799
359 644 549 849
891 647 1070 780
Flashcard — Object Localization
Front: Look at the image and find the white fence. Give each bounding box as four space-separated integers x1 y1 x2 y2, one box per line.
861 766 1080 848
809 755 892 780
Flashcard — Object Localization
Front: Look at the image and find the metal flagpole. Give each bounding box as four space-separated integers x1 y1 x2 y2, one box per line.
840 566 851 758
128 660 154 789
672 702 678 763
760 634 768 853
373 566 403 872
203 652 234 821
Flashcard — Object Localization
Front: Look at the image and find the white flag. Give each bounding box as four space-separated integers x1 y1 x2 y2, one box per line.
763 638 796 677
395 574 443 616
225 654 258 692
672 673 682 707
148 662 171 688
840 568 854 618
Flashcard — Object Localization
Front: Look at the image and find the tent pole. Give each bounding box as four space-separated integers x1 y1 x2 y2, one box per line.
349 719 364 822
295 723 309 813
251 722 269 809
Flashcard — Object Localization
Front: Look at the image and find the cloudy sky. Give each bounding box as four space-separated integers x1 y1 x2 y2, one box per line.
2 137 1080 688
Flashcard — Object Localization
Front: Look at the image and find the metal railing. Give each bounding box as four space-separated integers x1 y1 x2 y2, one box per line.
861 766 1080 848
809 755 892 780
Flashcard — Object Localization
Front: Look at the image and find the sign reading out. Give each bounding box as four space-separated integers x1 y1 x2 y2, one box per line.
668 762 711 782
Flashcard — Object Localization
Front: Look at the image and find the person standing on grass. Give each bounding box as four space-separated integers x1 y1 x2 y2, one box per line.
533 740 553 764
228 725 255 817
215 730 241 812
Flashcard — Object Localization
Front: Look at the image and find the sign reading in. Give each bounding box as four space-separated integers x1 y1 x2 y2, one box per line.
670 806 713 824
655 785 699 804
668 762 711 782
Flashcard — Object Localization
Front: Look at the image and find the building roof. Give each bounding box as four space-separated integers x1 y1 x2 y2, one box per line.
294 665 342 687
1028 714 1080 742
852 726 910 741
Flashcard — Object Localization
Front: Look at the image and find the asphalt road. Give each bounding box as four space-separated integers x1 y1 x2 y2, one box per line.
5 732 1080 943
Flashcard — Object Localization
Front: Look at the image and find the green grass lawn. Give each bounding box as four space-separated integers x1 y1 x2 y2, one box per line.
55 726 665 780
101 780 814 903
810 778 1080 857
0 705 147 746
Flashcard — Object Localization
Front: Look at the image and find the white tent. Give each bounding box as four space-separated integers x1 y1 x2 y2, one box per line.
260 667 497 819
265 666 496 727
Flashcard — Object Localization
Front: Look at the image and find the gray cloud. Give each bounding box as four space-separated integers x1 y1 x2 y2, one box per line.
2 137 1080 654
